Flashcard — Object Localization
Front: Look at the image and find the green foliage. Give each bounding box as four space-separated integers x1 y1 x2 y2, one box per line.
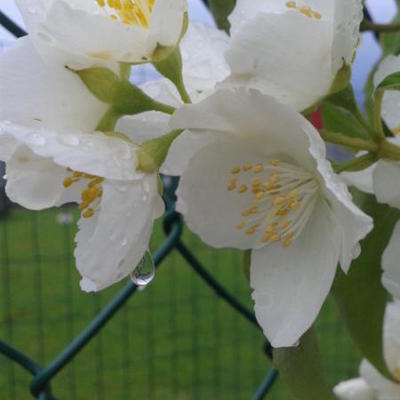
381 0 400 56
321 86 370 139
273 328 334 400
208 0 236 32
332 192 400 380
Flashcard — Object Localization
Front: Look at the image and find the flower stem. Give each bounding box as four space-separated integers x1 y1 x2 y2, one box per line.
151 100 176 115
332 153 377 173
379 140 400 161
361 20 400 33
319 130 379 152
373 89 386 140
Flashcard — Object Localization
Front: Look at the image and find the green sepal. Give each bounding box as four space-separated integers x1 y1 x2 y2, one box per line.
329 64 352 95
70 67 120 104
70 66 175 119
332 191 399 381
137 129 182 173
377 71 400 91
273 328 334 400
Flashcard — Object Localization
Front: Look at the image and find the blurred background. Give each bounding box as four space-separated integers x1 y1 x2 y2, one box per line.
0 1 395 399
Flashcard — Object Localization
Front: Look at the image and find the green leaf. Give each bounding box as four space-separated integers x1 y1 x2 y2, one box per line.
377 71 400 91
321 102 369 139
273 328 334 400
208 0 236 32
332 191 400 380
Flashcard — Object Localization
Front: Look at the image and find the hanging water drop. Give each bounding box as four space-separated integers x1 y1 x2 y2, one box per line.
130 251 155 287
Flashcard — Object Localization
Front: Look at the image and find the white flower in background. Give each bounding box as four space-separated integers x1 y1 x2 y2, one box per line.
224 0 363 111
15 0 187 66
163 88 372 347
0 38 163 291
382 222 400 301
334 301 400 400
342 56 400 209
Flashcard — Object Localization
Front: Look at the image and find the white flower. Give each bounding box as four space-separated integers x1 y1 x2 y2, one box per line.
334 301 400 400
15 0 187 66
0 38 163 291
382 221 400 300
224 0 363 111
163 88 372 347
341 56 400 209
116 22 230 166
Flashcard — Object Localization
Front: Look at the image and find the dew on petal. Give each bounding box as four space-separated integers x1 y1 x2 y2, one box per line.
130 251 155 287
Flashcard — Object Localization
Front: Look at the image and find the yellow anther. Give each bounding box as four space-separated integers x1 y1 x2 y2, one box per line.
269 159 279 167
242 163 252 172
276 208 288 217
236 221 245 230
285 1 296 8
241 209 252 217
263 182 276 191
250 206 259 214
255 192 264 200
82 208 95 219
252 163 264 173
63 177 74 188
79 202 89 211
252 178 261 187
227 183 236 191
231 166 241 174
265 224 274 233
261 232 272 243
392 366 400 381
271 232 281 242
312 11 322 19
299 5 312 17
269 173 280 183
73 172 83 178
96 0 106 5
289 190 298 198
245 225 258 235
238 184 248 194
280 220 290 229
288 199 300 209
273 196 286 206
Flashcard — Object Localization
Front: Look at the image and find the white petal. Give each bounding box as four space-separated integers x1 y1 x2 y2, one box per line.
0 37 107 131
373 160 400 209
382 222 400 300
5 146 66 210
250 200 340 347
383 301 400 373
333 378 375 400
374 55 400 133
75 175 163 292
15 0 46 32
224 12 332 111
360 360 400 399
149 0 187 49
176 137 280 249
0 133 19 162
180 22 230 94
341 165 375 195
170 88 323 169
331 0 363 71
0 122 141 181
160 130 214 176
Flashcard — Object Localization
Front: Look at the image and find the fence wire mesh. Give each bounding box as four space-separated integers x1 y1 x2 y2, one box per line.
0 6 365 400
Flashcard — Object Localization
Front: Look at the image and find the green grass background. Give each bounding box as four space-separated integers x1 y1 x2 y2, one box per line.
0 207 361 399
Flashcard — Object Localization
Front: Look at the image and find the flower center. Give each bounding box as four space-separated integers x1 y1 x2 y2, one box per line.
95 0 155 27
285 1 322 20
63 168 104 219
227 158 319 247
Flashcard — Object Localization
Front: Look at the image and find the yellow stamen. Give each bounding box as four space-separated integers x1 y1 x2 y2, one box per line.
231 166 241 174
238 184 248 194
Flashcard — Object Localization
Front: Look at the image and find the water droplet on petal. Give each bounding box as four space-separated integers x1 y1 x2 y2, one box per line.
130 251 155 287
